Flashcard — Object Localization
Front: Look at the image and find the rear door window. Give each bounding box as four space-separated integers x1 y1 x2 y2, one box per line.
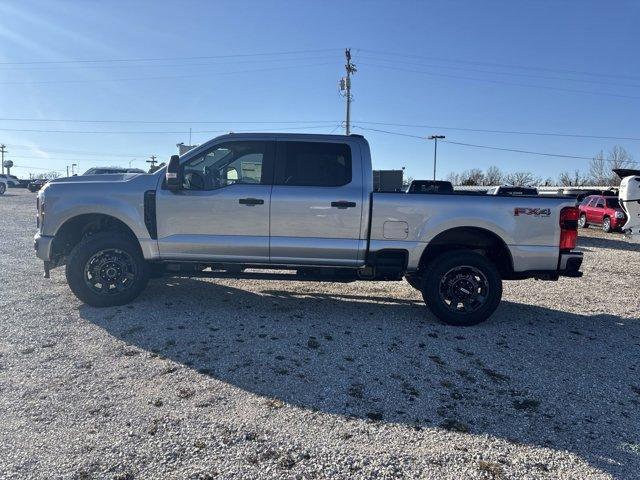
276 141 352 186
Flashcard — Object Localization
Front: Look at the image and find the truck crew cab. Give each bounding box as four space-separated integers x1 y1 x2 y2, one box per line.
34 133 583 326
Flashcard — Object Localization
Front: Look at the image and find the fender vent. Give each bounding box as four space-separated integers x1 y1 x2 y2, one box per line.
143 190 157 239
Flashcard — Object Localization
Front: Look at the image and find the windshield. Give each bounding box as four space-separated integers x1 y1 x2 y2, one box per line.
606 198 620 208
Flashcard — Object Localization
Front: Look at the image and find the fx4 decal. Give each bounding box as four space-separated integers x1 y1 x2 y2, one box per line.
514 207 551 217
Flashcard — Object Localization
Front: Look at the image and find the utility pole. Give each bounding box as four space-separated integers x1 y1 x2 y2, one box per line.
66 165 69 177
340 48 357 135
0 144 6 175
428 135 445 180
146 155 157 171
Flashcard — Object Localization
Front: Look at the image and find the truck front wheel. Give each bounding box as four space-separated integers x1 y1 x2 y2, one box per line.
421 251 502 326
66 232 149 307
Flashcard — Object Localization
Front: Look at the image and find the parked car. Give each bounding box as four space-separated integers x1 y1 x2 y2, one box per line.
28 179 48 192
34 133 583 326
82 167 146 175
578 195 626 232
0 176 7 195
486 185 539 196
0 174 20 188
407 180 454 194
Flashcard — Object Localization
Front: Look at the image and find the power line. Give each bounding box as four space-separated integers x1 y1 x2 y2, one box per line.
0 124 336 135
352 125 640 164
0 48 341 66
7 145 151 157
2 117 637 142
358 48 640 83
354 121 640 142
0 117 338 125
8 155 139 163
11 164 65 172
360 62 640 100
0 62 336 85
0 55 341 72
357 54 640 89
441 140 594 160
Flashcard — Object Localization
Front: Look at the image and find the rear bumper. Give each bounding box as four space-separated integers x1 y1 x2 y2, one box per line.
558 251 583 277
34 232 54 262
507 251 583 280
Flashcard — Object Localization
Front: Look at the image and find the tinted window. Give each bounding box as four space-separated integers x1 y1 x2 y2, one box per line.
595 198 605 208
606 198 620 208
580 196 592 206
279 142 351 186
182 141 271 191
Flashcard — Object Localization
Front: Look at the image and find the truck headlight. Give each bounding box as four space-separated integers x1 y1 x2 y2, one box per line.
615 211 625 219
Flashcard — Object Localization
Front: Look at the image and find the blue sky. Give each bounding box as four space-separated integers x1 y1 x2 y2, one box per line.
0 0 638 180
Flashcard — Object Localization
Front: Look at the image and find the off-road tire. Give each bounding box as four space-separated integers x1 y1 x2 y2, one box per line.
421 250 502 327
66 232 149 307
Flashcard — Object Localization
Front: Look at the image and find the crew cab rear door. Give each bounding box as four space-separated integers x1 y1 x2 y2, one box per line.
155 140 275 262
269 139 365 266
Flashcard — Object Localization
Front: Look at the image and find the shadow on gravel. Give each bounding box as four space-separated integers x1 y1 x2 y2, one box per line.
80 278 640 477
578 233 640 252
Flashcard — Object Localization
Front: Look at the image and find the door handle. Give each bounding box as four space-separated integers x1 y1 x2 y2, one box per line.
239 197 264 206
331 201 356 209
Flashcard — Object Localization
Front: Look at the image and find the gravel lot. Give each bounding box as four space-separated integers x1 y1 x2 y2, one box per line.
1 188 639 479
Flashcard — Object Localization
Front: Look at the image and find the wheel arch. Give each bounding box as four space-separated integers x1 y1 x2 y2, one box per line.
418 226 514 278
51 213 142 262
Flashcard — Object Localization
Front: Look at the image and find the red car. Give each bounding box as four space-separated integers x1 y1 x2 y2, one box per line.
578 195 626 232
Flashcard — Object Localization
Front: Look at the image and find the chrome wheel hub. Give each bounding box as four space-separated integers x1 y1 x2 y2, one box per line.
439 265 489 314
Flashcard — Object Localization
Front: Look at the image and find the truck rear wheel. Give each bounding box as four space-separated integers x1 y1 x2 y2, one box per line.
66 232 149 307
421 250 502 327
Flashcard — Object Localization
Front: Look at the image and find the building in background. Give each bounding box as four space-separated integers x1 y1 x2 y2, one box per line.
373 169 404 192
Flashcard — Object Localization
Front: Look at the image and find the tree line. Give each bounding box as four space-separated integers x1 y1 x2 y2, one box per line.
445 145 634 187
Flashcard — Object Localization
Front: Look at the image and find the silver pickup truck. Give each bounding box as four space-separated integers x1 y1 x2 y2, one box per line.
34 133 583 326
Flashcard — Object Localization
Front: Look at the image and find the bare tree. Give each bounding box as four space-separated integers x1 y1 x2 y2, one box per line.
445 171 460 185
589 150 608 185
558 169 588 187
504 171 540 186
35 171 61 180
460 168 485 186
605 145 633 186
483 165 503 186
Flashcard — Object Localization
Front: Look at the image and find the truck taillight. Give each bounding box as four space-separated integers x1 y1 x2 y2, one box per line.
559 206 579 250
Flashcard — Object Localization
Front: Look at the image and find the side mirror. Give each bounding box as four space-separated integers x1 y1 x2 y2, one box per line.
166 155 181 191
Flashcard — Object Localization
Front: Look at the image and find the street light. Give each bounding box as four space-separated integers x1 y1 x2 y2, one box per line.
427 135 445 180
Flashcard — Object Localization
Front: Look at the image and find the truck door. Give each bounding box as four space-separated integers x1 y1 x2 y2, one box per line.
155 140 275 263
269 139 365 266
